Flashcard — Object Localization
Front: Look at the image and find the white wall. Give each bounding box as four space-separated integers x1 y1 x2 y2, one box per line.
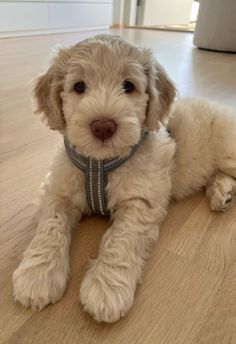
113 0 137 26
113 0 122 25
0 0 113 37
143 0 193 26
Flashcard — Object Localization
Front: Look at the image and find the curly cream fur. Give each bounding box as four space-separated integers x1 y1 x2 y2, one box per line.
13 35 236 322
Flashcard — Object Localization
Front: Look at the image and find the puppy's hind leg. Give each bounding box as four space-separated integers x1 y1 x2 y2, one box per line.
206 173 236 212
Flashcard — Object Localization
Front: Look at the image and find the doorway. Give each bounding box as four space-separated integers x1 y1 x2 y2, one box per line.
116 0 199 33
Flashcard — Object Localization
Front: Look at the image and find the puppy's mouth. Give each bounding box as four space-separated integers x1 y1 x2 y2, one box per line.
90 134 128 159
74 130 140 160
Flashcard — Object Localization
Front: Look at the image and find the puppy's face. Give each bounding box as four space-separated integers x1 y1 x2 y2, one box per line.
62 43 149 159
34 35 176 160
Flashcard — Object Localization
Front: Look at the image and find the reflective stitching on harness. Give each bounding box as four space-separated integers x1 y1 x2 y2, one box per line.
97 160 105 215
89 159 96 213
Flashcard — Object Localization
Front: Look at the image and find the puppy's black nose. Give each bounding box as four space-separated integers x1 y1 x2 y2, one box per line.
90 119 117 141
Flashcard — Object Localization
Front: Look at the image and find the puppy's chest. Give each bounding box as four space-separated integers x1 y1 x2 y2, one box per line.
73 159 150 216
67 133 175 216
68 153 162 216
107 157 170 209
108 164 150 200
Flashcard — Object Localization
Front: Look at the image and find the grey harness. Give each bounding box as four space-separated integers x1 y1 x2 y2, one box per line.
64 130 147 216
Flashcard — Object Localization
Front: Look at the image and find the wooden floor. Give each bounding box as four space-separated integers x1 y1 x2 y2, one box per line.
0 29 236 344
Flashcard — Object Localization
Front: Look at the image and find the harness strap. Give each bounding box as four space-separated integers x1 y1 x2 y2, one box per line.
64 130 148 216
86 159 109 215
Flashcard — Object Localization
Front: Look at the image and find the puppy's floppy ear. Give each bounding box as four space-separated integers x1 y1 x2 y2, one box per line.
34 47 72 130
145 53 176 130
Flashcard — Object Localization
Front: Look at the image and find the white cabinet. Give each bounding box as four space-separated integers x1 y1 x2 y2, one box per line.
0 2 49 31
49 2 112 29
0 0 113 37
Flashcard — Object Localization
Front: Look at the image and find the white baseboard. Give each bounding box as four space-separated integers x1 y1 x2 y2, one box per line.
0 26 110 39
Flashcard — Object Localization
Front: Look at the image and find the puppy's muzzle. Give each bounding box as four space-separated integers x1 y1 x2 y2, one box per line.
90 118 117 141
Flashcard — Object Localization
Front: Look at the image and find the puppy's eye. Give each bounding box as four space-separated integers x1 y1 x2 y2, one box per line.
74 81 86 93
123 80 135 93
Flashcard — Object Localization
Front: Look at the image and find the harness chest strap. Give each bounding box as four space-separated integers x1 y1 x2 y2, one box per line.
64 130 148 216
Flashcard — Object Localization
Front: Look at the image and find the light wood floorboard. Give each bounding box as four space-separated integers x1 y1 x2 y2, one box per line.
0 29 236 344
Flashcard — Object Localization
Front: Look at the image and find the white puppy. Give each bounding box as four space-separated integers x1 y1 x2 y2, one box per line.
13 35 236 322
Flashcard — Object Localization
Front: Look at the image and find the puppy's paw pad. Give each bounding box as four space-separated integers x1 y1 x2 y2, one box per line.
225 196 233 204
212 194 234 212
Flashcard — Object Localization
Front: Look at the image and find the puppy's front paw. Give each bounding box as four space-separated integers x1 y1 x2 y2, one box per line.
80 260 135 323
13 256 69 310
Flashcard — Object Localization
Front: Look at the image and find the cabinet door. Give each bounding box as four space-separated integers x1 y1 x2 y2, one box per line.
0 2 49 32
49 2 112 29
